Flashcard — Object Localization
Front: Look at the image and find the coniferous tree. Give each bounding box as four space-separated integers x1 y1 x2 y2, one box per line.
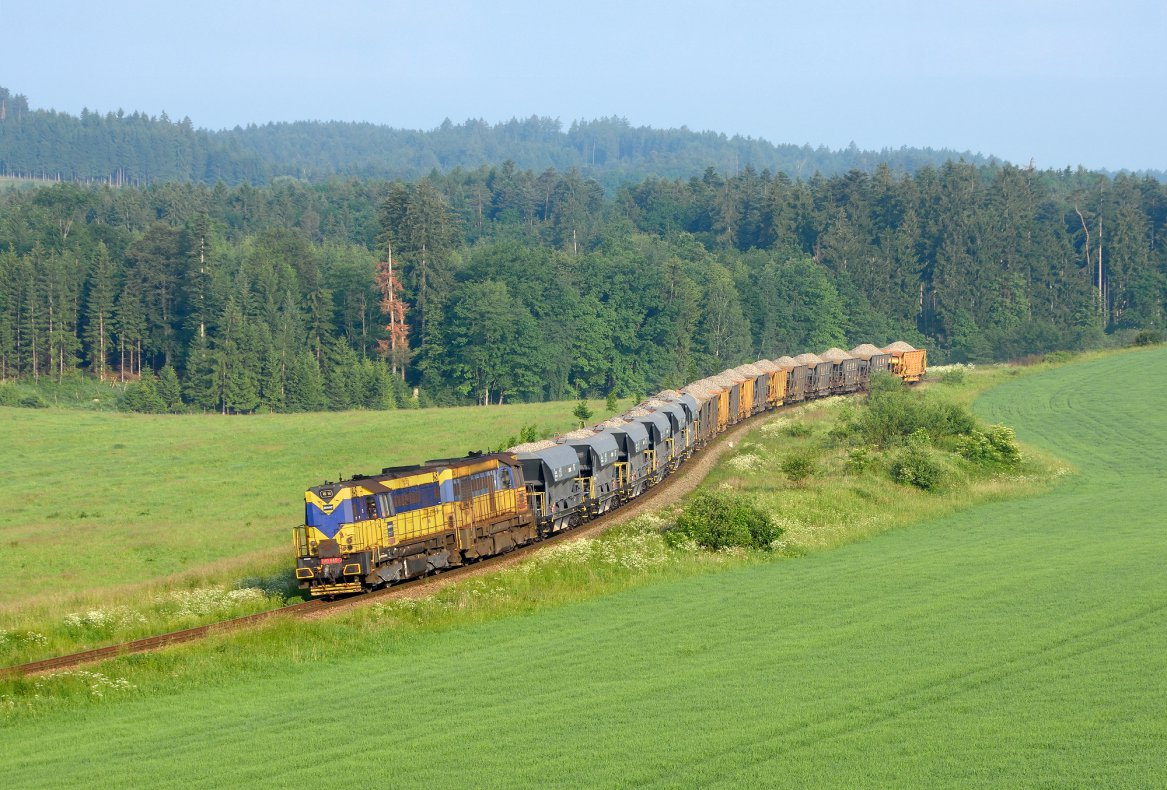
113 272 146 381
183 333 219 412
83 242 116 379
285 351 326 412
0 247 20 380
157 363 182 411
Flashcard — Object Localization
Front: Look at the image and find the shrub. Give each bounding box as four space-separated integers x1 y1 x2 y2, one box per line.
0 385 48 408
938 368 967 385
890 445 949 491
957 424 1021 469
119 378 165 413
987 425 1022 467
1043 350 1076 364
845 447 875 474
856 380 976 446
667 491 781 551
1134 330 1165 347
18 392 49 408
785 422 813 438
495 423 544 452
781 453 817 484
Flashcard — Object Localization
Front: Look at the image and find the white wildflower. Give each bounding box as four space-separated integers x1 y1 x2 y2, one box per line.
156 587 267 617
726 453 763 472
63 606 146 630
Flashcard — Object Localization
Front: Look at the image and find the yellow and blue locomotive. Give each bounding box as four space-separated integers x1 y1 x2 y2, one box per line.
294 453 535 596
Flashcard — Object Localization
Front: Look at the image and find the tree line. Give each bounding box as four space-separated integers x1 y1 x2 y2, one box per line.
1 86 1008 190
0 158 1164 412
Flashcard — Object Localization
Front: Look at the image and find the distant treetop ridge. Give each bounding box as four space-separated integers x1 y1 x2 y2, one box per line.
0 86 995 188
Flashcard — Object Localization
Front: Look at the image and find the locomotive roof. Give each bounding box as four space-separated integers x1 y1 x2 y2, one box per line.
312 452 514 492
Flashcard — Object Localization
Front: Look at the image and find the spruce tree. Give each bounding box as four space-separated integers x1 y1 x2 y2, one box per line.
285 351 326 412
183 334 219 412
83 243 116 380
157 364 182 412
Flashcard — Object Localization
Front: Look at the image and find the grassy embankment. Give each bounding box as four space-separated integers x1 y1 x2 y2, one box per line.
0 398 626 659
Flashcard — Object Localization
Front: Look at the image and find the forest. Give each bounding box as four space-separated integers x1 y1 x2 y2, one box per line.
1 155 1164 413
0 85 999 189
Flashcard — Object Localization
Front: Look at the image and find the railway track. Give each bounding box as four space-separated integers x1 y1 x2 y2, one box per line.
0 405 788 679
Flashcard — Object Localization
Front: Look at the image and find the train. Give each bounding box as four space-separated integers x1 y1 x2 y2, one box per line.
293 343 926 596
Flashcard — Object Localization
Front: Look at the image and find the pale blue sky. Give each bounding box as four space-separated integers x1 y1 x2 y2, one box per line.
3 0 1164 171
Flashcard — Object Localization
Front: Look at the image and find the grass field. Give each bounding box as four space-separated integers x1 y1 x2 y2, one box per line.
2 348 1164 786
0 399 612 606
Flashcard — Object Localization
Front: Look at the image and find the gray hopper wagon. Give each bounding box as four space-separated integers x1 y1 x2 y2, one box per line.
820 348 862 393
512 443 583 534
603 419 654 498
556 431 622 517
850 344 893 376
625 409 675 481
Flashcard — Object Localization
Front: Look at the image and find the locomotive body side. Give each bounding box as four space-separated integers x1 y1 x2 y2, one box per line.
294 454 532 596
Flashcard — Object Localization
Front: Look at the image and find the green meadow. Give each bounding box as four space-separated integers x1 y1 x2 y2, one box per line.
2 349 1164 786
0 400 605 606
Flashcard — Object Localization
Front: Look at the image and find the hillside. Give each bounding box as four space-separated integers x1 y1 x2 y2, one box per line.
0 86 990 188
2 349 1164 785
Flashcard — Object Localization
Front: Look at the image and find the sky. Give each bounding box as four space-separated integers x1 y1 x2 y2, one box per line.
3 0 1164 172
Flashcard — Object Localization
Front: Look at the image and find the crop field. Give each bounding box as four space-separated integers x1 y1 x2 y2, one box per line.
0 400 603 606
3 348 1166 786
